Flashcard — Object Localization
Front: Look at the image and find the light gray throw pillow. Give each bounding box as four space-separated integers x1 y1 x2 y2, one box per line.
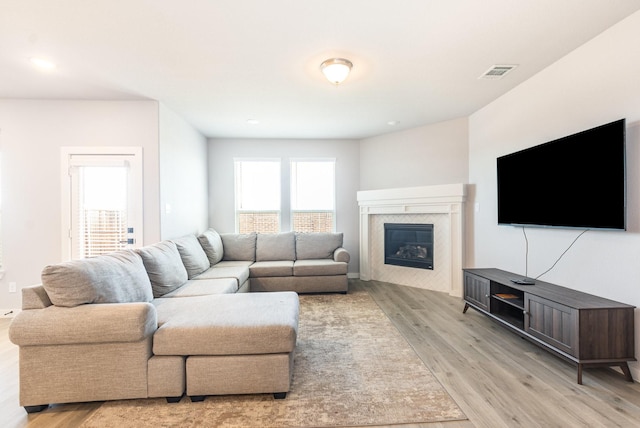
220 233 257 261
295 232 343 260
41 250 153 308
136 241 188 297
198 228 224 265
256 232 296 261
172 234 210 279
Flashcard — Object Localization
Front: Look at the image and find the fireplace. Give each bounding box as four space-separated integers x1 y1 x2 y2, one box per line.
357 184 466 296
384 223 434 270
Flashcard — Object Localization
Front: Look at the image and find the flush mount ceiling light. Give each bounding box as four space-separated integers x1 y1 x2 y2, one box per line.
320 58 353 85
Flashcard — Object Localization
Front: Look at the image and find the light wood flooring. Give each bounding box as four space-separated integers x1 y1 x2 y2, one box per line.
1 279 639 427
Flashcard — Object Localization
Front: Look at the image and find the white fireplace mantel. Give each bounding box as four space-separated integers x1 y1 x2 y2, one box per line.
357 183 466 297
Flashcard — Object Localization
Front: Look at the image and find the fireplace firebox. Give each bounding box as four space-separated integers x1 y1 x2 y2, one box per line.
384 223 434 270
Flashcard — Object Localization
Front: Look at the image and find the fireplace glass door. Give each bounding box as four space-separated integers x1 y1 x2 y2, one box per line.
384 223 434 270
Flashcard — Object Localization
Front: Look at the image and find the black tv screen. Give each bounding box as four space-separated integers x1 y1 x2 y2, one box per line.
497 119 626 230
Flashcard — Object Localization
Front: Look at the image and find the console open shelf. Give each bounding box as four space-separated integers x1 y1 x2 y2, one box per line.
492 294 524 309
463 268 636 385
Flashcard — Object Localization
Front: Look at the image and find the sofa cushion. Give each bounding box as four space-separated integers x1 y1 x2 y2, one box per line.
193 264 250 288
221 233 257 261
255 232 295 261
159 278 238 297
41 250 153 307
172 234 210 279
152 292 299 356
21 285 53 310
137 241 189 298
295 232 343 260
209 260 254 268
198 228 224 265
293 259 348 276
250 261 294 278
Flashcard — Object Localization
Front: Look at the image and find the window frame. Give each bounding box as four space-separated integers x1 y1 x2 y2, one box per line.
234 158 282 234
290 158 336 233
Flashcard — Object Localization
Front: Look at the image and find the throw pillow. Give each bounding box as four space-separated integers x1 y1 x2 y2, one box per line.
295 232 343 260
41 250 153 307
172 234 210 279
256 232 296 261
220 233 257 261
136 241 188 297
197 228 224 265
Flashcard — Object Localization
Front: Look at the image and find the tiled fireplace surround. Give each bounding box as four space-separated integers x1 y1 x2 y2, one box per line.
357 184 466 297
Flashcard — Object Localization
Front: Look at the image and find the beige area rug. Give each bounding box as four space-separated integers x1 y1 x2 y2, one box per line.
81 289 466 427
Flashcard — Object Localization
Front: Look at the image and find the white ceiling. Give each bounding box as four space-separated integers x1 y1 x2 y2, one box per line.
1 0 639 139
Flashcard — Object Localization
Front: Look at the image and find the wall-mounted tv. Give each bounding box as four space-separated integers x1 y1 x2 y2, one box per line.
497 119 626 230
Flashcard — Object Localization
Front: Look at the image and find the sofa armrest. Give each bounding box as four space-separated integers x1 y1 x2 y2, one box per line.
333 247 350 263
9 302 157 347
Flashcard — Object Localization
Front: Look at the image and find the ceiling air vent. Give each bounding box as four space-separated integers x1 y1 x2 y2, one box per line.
479 64 517 80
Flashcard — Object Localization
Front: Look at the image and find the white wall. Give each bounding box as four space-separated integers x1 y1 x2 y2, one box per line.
468 11 640 380
208 138 360 274
359 117 469 190
159 104 208 239
0 100 160 311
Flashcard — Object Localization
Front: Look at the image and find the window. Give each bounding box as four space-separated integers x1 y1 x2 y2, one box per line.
234 159 281 233
291 159 335 233
234 158 336 234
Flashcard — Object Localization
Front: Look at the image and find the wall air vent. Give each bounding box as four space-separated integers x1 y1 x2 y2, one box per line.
479 64 518 79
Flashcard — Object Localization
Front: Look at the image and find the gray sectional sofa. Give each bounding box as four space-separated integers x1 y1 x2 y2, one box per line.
215 230 350 294
9 230 350 413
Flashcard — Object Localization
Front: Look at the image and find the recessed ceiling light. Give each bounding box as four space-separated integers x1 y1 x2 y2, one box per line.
247 119 260 125
387 121 400 126
30 57 56 70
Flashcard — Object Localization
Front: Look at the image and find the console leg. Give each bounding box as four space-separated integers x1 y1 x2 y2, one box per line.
190 395 205 402
577 364 583 385
620 362 634 382
273 392 287 399
24 404 49 413
462 303 470 314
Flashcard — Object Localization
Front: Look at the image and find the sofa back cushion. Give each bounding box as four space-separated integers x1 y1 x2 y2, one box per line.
256 232 296 261
198 228 224 265
41 250 153 307
172 234 210 279
21 285 53 310
220 233 257 261
295 232 343 260
137 241 189 297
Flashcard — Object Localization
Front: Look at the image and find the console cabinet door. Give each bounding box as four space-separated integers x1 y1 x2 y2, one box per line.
525 294 578 357
464 273 490 312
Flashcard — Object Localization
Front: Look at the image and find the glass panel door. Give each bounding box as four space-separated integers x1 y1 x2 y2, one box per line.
62 148 143 260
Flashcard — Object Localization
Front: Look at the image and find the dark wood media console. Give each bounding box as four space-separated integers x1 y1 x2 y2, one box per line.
463 268 636 384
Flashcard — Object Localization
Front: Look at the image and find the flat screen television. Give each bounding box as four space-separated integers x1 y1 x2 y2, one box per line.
497 119 626 230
